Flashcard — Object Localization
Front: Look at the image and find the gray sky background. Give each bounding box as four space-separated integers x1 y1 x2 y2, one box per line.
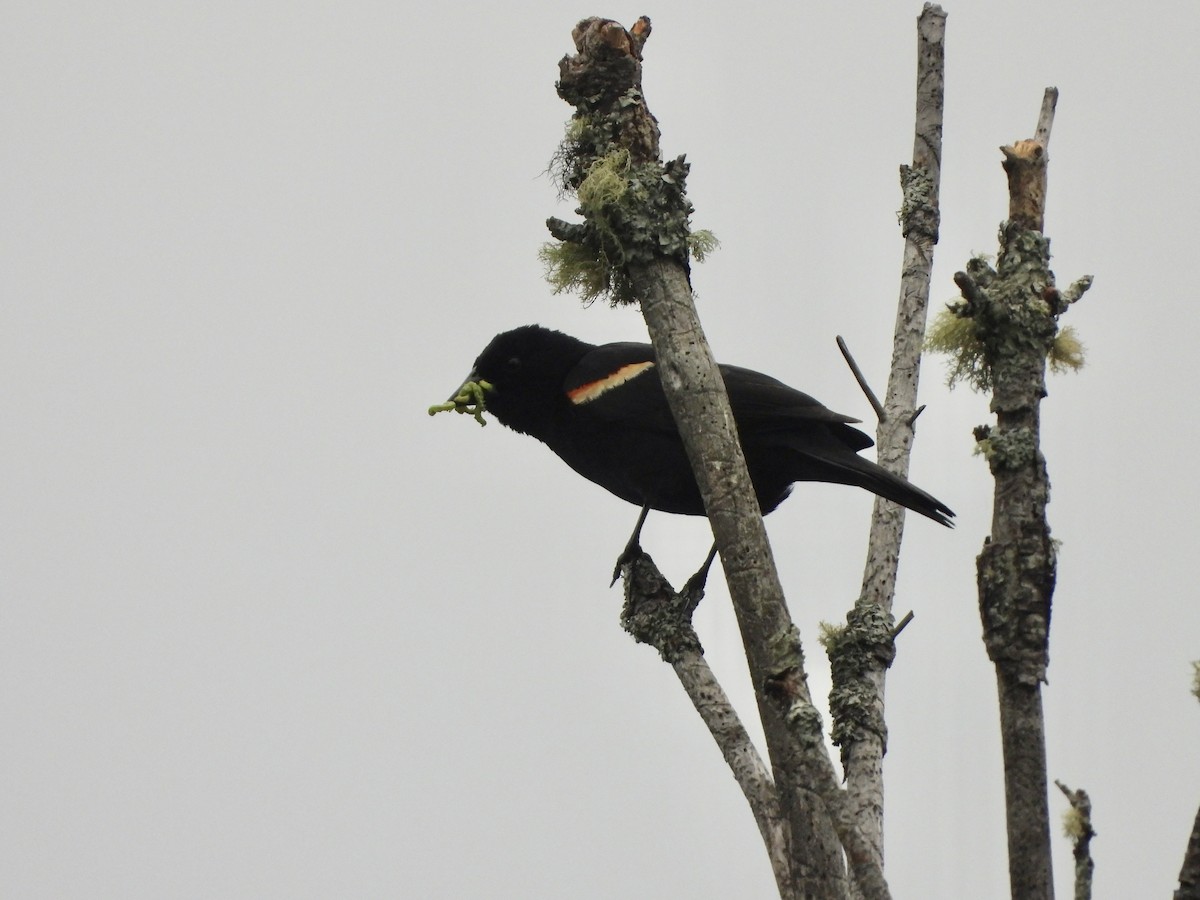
4 2 1198 898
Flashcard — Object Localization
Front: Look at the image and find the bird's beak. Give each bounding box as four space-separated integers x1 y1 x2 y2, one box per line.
446 371 479 403
428 373 493 426
448 371 495 401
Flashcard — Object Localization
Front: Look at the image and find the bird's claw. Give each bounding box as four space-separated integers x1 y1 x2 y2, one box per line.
610 542 643 587
680 543 719 599
611 504 652 587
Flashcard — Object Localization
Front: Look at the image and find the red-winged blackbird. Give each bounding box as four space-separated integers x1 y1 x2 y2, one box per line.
456 326 954 534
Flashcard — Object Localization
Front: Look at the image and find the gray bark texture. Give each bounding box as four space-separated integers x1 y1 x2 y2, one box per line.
950 88 1089 900
1177 805 1200 900
632 259 881 899
1054 780 1095 900
834 9 946 893
548 16 899 900
618 551 791 883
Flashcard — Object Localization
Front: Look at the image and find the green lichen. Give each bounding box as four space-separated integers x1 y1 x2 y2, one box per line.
785 699 825 744
766 622 806 672
544 112 715 307
687 229 720 262
539 240 635 307
929 233 1088 394
427 379 492 427
1049 325 1085 374
817 621 847 652
824 606 895 764
983 424 1037 471
927 306 989 390
1061 806 1087 840
897 164 939 241
577 149 631 210
550 109 632 197
928 292 1084 392
564 114 588 144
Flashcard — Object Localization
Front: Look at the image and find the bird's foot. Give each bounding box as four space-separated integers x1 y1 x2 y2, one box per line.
611 504 652 587
611 541 645 587
680 543 719 599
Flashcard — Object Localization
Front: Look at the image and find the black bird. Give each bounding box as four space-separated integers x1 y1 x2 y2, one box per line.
455 326 952 574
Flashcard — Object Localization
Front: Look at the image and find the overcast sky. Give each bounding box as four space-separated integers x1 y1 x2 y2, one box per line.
4 1 1198 898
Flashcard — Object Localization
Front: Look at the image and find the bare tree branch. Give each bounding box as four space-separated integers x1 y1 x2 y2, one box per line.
1035 87 1059 146
890 611 915 639
837 336 886 422
550 17 863 898
629 254 853 899
618 551 790 887
1055 780 1096 900
832 7 946 890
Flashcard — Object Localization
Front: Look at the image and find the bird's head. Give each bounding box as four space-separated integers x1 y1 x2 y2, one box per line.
455 325 592 436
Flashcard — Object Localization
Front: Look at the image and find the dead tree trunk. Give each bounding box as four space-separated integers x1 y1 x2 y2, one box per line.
942 89 1091 900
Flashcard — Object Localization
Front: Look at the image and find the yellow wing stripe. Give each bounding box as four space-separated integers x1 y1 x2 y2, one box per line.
567 361 655 405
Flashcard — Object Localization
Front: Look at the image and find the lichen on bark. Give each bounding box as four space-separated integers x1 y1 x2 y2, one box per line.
933 103 1093 899
543 18 712 307
822 607 895 772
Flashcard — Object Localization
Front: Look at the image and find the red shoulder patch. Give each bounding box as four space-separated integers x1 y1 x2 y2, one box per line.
567 361 655 405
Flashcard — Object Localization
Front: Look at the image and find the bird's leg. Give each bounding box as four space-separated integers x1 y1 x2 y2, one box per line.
610 504 651 587
681 542 719 599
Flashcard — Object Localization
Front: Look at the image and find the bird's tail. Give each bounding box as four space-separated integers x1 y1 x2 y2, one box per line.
809 453 955 527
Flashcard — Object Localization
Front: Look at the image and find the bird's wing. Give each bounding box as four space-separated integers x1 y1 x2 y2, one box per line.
720 364 875 451
563 347 874 450
561 342 677 431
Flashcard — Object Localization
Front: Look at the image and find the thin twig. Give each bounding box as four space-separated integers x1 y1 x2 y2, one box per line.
1035 87 1059 148
836 335 886 422
1055 780 1096 900
890 610 915 639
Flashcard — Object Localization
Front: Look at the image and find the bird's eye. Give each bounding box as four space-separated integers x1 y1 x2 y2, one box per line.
506 356 521 370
